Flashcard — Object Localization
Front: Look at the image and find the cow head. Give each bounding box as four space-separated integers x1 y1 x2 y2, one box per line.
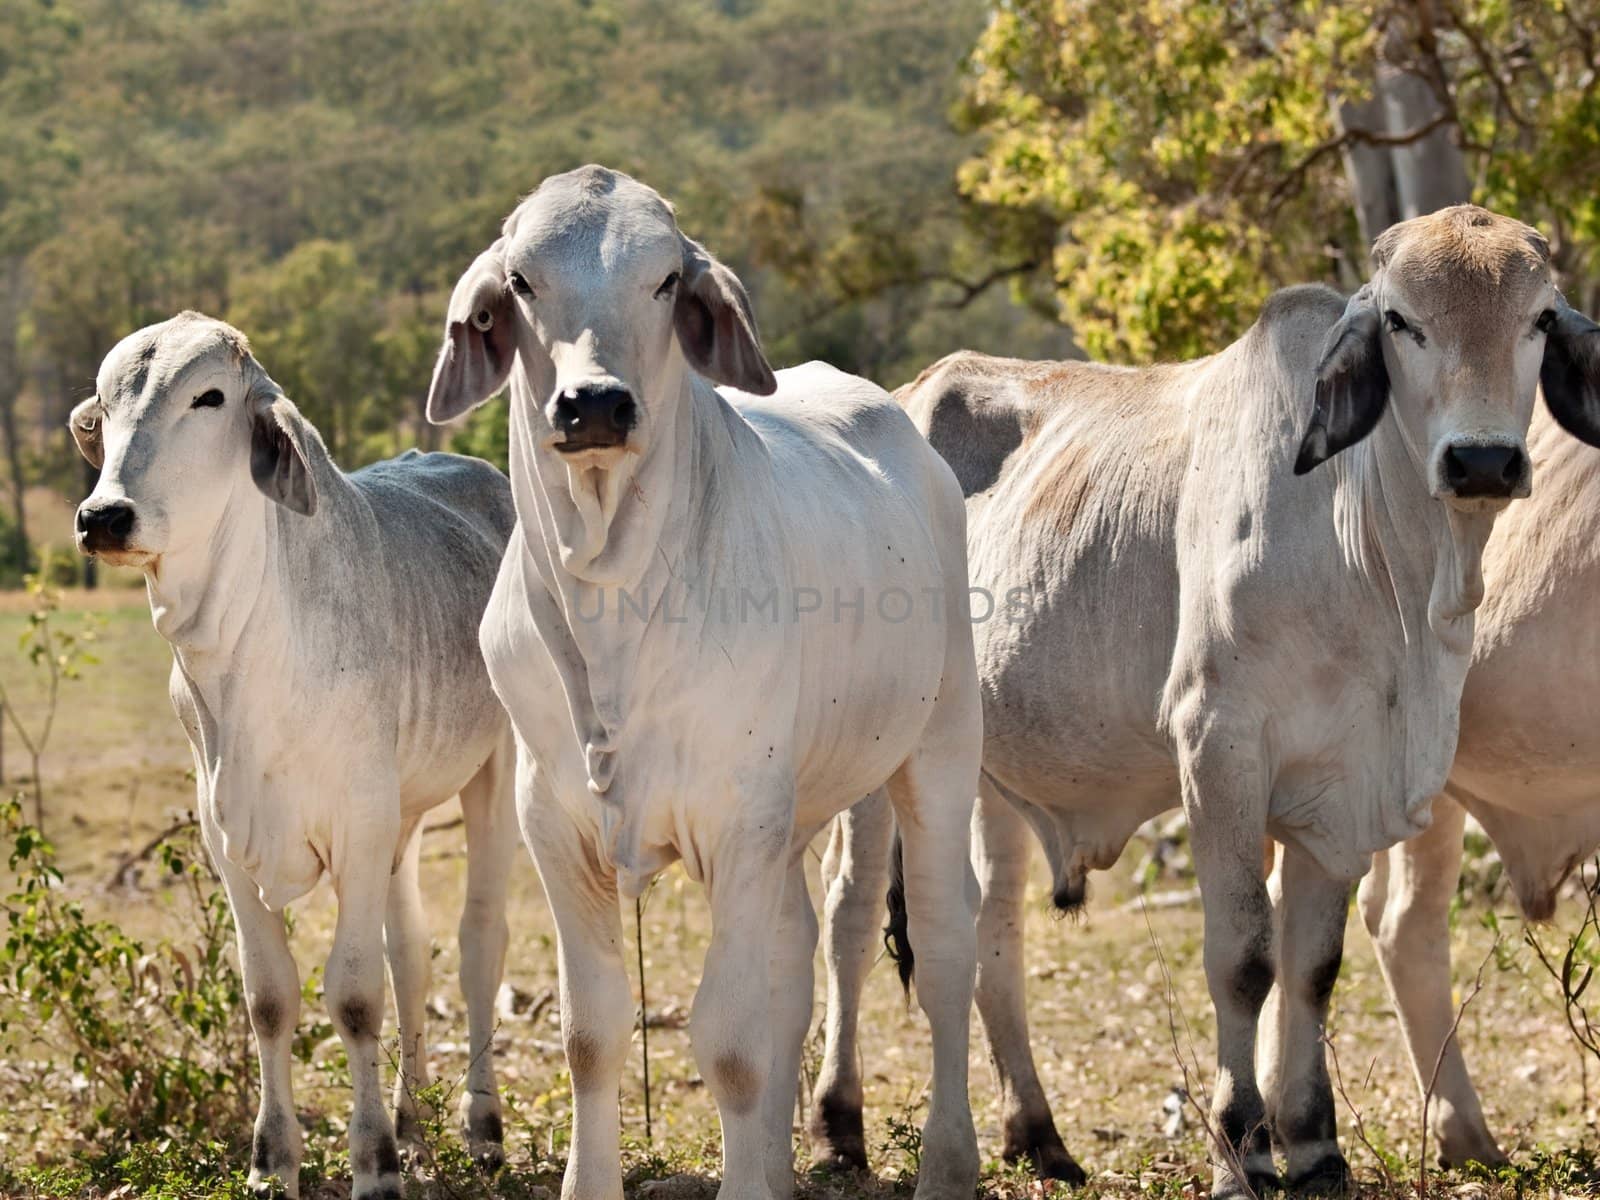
71 313 318 569
1294 205 1600 508
426 167 775 556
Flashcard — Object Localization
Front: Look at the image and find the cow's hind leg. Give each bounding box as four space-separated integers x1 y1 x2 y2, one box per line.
1271 841 1352 1193
207 818 304 1199
327 832 405 1200
809 790 892 1173
886 691 981 1200
457 737 516 1169
973 782 1084 1183
520 758 635 1200
1358 793 1502 1167
385 825 433 1157
763 859 821 1200
1174 713 1280 1199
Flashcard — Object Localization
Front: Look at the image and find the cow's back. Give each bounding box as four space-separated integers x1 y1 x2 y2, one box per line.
734 362 971 822
899 350 1194 877
351 450 514 804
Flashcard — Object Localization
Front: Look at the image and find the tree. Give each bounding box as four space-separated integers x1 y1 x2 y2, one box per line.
959 0 1600 362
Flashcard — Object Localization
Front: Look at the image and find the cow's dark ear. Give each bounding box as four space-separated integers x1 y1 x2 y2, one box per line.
68 397 104 469
674 234 777 395
428 238 516 424
1541 297 1600 448
1294 291 1389 474
248 375 318 517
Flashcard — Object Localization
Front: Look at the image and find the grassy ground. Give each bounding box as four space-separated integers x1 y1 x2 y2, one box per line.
2 591 1599 1198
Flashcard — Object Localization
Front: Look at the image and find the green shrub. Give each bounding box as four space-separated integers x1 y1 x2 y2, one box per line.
0 801 254 1159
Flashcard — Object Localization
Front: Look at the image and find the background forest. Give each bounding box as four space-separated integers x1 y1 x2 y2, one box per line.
7 4 1600 1198
3 0 1599 582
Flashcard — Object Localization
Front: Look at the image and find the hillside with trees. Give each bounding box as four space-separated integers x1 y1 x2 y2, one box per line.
0 0 1073 582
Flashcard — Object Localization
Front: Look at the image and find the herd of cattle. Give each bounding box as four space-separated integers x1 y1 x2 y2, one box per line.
66 165 1600 1200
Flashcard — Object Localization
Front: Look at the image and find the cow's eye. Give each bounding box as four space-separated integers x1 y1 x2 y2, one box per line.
654 271 679 300
1536 309 1557 334
509 271 534 297
192 388 224 409
1385 310 1409 333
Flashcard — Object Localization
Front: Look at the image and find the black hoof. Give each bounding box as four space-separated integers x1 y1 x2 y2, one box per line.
471 1140 507 1174
1287 1156 1352 1196
1002 1119 1087 1185
353 1186 403 1200
809 1096 869 1173
248 1182 289 1200
1033 1144 1089 1185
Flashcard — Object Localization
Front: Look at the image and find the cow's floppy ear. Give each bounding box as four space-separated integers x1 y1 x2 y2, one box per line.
68 397 104 469
248 375 318 517
1294 288 1390 474
428 238 516 424
1540 295 1600 448
674 235 777 396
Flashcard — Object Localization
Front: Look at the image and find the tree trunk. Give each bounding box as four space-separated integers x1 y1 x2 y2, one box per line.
1378 58 1471 218
1339 11 1472 269
0 261 33 576
1334 94 1401 255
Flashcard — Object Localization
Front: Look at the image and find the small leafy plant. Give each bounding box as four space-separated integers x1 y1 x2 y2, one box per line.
0 799 253 1159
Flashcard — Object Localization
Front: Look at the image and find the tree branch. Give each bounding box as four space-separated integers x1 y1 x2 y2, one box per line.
1267 112 1457 215
1437 0 1533 130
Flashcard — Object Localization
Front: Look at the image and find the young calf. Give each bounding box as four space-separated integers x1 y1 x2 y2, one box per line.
70 313 519 1200
427 165 982 1200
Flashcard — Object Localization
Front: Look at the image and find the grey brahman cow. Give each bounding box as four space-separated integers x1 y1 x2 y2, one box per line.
425 165 982 1200
810 206 1600 1197
70 313 519 1200
1348 397 1600 1168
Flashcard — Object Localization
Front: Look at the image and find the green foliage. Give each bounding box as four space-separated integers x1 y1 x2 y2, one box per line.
450 400 510 475
958 0 1379 361
1 0 1072 527
959 0 1600 361
0 800 253 1155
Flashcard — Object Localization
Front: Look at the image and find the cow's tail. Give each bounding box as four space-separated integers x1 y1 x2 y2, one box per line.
883 824 914 997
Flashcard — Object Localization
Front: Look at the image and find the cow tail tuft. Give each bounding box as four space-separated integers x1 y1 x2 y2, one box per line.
883 826 914 997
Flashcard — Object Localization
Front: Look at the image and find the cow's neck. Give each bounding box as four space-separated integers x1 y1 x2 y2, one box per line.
1339 409 1495 658
145 488 300 708
513 367 737 799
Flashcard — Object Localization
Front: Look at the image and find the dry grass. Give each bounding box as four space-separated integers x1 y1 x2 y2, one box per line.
2 593 1598 1198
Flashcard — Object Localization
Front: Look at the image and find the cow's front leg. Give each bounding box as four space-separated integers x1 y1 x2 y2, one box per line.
384 827 433 1157
456 739 516 1169
1177 721 1280 1200
1270 841 1352 1192
207 819 304 1198
762 859 820 1200
809 790 892 1173
695 811 792 1200
522 775 634 1200
972 782 1084 1182
327 841 404 1200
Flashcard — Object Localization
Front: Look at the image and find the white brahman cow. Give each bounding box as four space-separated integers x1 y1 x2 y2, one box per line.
810 206 1600 1197
1350 396 1600 1167
424 165 982 1200
71 313 519 1200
